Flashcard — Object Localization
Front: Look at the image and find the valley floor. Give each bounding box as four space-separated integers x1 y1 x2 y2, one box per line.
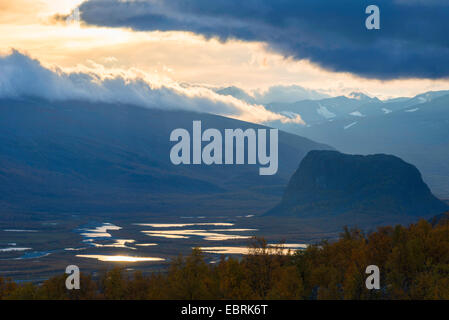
0 209 437 283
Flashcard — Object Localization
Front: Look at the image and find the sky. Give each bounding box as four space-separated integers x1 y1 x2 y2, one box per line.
1 0 449 119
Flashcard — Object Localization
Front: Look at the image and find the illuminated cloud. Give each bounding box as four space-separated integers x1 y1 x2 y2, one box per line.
0 50 303 124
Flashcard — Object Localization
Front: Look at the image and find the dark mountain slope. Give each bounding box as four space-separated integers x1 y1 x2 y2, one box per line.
0 98 331 217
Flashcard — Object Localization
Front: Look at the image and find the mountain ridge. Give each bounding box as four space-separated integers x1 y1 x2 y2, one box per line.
0 97 332 217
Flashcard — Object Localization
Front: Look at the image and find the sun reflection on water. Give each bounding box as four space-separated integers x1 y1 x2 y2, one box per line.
135 223 234 228
76 255 165 262
142 229 252 241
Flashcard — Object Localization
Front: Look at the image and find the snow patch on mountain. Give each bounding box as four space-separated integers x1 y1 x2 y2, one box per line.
344 122 358 130
418 97 428 103
317 104 336 119
349 111 365 117
281 111 301 119
348 92 372 101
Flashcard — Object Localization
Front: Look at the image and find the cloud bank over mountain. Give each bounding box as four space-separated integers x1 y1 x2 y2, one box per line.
77 0 449 80
215 85 328 106
253 85 329 104
0 50 302 124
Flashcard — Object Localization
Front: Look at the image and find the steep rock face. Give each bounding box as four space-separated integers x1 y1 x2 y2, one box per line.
268 150 448 218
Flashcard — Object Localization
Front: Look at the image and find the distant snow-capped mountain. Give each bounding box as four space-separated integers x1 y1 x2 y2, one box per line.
214 88 449 198
267 91 449 199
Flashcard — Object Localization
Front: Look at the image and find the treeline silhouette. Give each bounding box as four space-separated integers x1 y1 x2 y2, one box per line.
1 219 448 300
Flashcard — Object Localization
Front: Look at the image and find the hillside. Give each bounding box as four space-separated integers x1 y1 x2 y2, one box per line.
0 97 331 218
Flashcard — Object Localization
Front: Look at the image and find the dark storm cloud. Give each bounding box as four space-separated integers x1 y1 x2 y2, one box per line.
78 0 449 79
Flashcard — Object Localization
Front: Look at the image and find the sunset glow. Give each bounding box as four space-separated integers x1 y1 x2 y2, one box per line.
2 0 449 101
